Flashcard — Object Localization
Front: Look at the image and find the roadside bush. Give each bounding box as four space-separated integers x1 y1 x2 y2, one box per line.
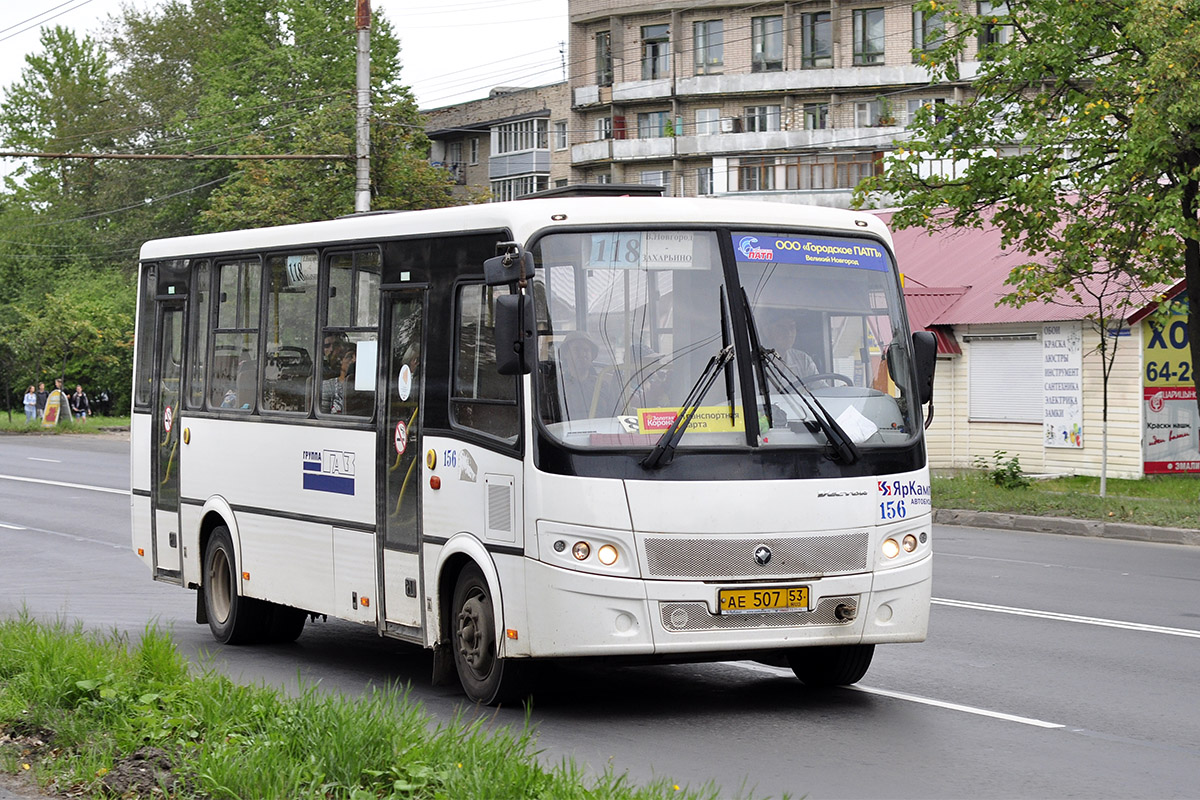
973 450 1031 489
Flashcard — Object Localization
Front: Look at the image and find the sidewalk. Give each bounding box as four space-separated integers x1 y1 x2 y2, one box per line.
934 508 1200 546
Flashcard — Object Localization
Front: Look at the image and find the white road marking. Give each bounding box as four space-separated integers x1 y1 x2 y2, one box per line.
28 457 61 463
733 661 1065 728
0 473 128 496
933 597 1200 639
0 522 26 530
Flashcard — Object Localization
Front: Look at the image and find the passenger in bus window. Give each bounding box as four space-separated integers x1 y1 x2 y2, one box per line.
321 333 353 413
558 331 619 419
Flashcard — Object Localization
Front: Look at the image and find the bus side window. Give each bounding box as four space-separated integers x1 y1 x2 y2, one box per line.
320 249 379 418
263 253 317 413
212 258 261 412
452 284 519 443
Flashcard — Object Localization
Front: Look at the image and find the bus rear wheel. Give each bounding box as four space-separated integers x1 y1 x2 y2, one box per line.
451 564 528 705
203 525 267 645
787 644 875 687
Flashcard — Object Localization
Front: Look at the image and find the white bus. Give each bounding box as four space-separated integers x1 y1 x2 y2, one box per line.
131 195 937 704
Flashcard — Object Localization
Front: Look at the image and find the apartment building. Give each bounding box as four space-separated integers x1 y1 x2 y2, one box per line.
425 1 1002 206
424 83 572 203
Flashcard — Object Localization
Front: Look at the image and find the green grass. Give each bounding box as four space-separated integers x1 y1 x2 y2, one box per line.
0 414 130 434
0 616 750 800
932 472 1200 529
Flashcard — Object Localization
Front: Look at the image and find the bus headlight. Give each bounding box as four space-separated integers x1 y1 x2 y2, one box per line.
882 538 901 559
572 541 591 561
902 534 918 553
597 544 619 566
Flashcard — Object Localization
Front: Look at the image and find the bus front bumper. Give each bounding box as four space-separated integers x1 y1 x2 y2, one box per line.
516 554 930 658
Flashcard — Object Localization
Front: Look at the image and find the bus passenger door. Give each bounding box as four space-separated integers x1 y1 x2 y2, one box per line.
150 301 186 582
379 290 425 635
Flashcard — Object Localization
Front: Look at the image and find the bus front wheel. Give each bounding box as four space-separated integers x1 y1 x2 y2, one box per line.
203 525 267 645
787 644 874 687
451 564 527 705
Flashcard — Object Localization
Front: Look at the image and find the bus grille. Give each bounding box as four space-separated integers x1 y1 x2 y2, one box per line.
642 532 869 579
658 597 857 631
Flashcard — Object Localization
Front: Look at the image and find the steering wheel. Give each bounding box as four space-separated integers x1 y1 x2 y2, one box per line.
805 372 854 387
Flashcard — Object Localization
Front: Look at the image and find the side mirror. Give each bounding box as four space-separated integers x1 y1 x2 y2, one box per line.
484 246 533 287
912 330 936 406
494 292 535 375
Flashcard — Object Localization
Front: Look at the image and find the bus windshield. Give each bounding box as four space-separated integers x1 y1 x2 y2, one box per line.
532 228 919 451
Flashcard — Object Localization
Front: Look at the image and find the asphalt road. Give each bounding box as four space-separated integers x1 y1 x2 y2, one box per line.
1 433 1198 799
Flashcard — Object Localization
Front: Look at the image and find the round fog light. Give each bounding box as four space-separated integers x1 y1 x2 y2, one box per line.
597 544 618 566
882 538 900 559
572 541 591 561
902 534 918 552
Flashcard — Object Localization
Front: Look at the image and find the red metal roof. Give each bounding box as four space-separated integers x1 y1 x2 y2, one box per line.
881 210 1163 326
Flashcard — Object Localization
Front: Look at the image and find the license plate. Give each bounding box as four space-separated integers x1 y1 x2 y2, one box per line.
718 586 809 614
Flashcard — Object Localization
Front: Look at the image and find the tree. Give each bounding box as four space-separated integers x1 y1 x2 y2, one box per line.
857 0 1200 409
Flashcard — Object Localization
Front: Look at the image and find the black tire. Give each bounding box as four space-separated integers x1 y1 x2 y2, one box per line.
451 564 528 705
203 525 268 645
787 644 875 687
263 604 307 643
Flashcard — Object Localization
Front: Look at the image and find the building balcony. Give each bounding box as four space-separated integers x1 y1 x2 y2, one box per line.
675 64 935 97
570 126 906 166
489 150 551 180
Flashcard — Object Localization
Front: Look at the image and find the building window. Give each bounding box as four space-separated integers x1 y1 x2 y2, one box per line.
697 166 714 195
694 20 723 74
906 97 948 124
640 169 670 195
596 30 613 85
596 116 613 140
803 102 829 130
446 141 465 184
968 336 1041 422
913 6 945 56
554 120 568 150
801 12 832 69
468 137 479 165
855 100 881 127
491 175 549 202
695 107 721 136
978 1 1012 55
738 157 775 191
493 119 547 154
853 8 886 65
781 152 884 190
744 105 782 133
595 172 612 184
554 178 569 188
642 24 671 80
751 16 783 72
638 110 671 138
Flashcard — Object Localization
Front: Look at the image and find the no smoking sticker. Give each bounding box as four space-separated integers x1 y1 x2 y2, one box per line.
394 420 408 455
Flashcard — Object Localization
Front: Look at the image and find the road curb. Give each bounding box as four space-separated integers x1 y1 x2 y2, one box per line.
933 508 1200 547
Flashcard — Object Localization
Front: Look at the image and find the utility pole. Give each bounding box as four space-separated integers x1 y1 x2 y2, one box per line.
355 0 371 213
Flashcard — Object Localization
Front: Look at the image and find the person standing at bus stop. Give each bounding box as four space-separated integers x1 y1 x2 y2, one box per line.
23 385 37 421
70 384 90 421
35 382 48 418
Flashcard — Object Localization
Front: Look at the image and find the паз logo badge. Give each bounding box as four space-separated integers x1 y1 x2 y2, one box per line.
302 449 355 495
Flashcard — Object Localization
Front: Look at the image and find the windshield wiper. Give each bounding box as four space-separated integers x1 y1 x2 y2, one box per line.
742 289 775 429
742 293 859 464
641 343 735 470
758 351 860 464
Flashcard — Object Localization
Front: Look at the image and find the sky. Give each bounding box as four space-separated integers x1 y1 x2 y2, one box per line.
0 0 569 111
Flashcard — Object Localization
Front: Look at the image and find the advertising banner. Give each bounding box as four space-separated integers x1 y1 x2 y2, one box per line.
1043 322 1083 447
1142 302 1200 473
